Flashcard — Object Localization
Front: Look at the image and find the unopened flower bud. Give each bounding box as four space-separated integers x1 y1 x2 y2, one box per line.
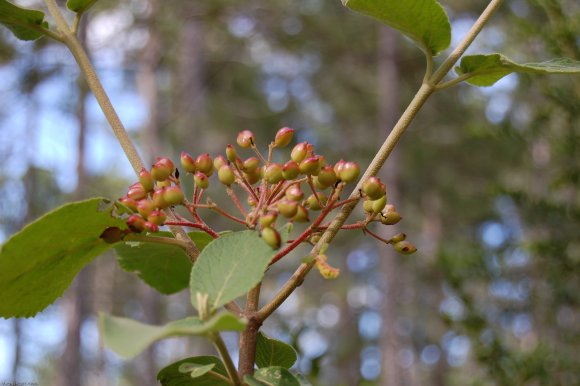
299 156 320 176
163 186 185 206
292 205 310 223
264 163 284 184
218 165 236 186
306 193 327 210
213 155 227 171
137 199 157 218
380 205 402 225
393 240 417 255
259 212 278 228
144 221 159 233
285 184 304 201
261 226 281 249
338 161 360 183
333 159 346 176
151 161 172 181
152 188 168 209
390 233 406 243
180 152 197 173
243 157 260 173
156 157 175 173
127 182 147 201
139 168 155 192
244 170 261 185
363 177 386 200
277 199 298 218
147 210 167 225
237 130 255 148
225 144 237 162
363 199 374 214
195 153 214 176
371 195 387 214
291 142 309 163
317 165 337 188
282 160 300 180
194 172 209 189
127 214 146 233
274 127 294 148
118 197 138 213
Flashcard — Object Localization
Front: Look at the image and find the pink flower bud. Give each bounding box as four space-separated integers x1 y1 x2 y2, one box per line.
362 177 386 200
139 168 155 192
291 142 309 163
338 161 360 183
195 154 214 176
127 214 146 233
144 221 159 233
282 160 300 180
274 127 294 148
180 152 197 173
237 130 255 148
299 156 320 176
285 184 304 201
147 210 167 225
137 199 157 218
127 182 147 201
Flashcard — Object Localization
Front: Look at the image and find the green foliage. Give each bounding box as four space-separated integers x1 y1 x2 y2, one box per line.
244 366 301 386
0 0 48 41
342 0 451 56
178 363 215 379
66 0 98 13
456 54 580 86
255 332 298 369
115 231 214 294
157 356 231 386
0 198 125 318
190 230 275 312
99 311 246 358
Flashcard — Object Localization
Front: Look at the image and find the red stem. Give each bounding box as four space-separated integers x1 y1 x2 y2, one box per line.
165 221 219 239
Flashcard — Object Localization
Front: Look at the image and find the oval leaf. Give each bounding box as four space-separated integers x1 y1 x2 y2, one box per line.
190 230 276 312
66 0 98 13
244 367 301 386
99 311 246 358
115 231 214 294
0 198 125 318
256 332 298 369
158 356 230 386
455 54 580 86
342 0 451 56
179 363 215 378
0 0 48 41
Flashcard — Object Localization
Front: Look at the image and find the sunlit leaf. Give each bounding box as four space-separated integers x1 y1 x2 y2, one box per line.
157 356 230 386
99 311 246 358
0 198 125 318
456 54 580 87
342 0 451 56
0 0 48 41
255 332 298 369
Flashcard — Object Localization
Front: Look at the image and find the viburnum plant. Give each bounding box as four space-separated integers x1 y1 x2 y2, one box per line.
0 0 578 385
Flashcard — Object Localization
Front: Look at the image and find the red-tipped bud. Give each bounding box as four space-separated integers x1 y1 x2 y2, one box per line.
139 168 155 192
151 162 171 181
152 188 168 209
317 165 337 188
180 152 196 173
259 212 278 228
261 226 281 249
277 199 298 218
244 171 261 185
264 163 284 184
137 199 157 218
225 144 238 162
338 161 360 183
218 165 236 186
144 221 159 233
380 205 402 225
306 193 327 210
147 210 167 225
194 172 209 189
243 157 260 173
195 154 214 176
282 160 300 180
213 155 227 171
127 214 146 233
274 127 294 148
291 142 309 163
127 182 147 201
285 184 304 201
370 195 387 214
118 197 139 213
237 130 255 148
156 157 175 173
393 240 417 255
292 205 310 223
363 177 386 200
299 156 320 176
333 159 346 176
163 186 185 206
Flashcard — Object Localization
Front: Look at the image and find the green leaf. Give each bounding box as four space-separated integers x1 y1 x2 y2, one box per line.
456 54 580 87
0 198 125 318
0 0 49 41
66 0 98 13
342 0 451 56
115 231 214 295
157 356 231 386
255 332 298 369
99 311 246 358
178 363 215 378
244 367 301 386
190 230 275 312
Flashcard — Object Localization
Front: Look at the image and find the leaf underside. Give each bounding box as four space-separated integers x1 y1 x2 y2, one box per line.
255 332 298 369
157 356 231 386
66 0 99 13
0 0 48 40
244 367 301 386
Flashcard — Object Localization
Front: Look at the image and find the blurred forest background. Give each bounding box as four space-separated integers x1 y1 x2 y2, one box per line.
0 0 578 385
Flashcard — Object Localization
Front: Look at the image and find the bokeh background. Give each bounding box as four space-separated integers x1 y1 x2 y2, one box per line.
0 0 578 385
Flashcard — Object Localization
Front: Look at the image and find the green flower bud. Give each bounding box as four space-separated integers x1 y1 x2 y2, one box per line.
363 199 374 214
371 195 387 214
156 157 175 174
282 160 300 180
139 168 155 192
291 142 309 163
274 127 294 148
362 177 386 200
237 130 255 148
277 199 298 218
180 152 197 173
380 205 402 225
261 226 281 249
299 156 321 176
163 186 185 206
259 212 278 228
218 165 236 186
285 184 304 201
225 144 237 162
306 193 327 210
393 240 417 255
152 188 168 209
390 233 406 243
338 161 360 183
292 205 310 223
244 170 261 185
194 172 209 189
213 155 227 171
243 157 260 173
147 210 167 225
151 161 171 181
264 163 284 184
317 165 337 188
195 153 214 176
